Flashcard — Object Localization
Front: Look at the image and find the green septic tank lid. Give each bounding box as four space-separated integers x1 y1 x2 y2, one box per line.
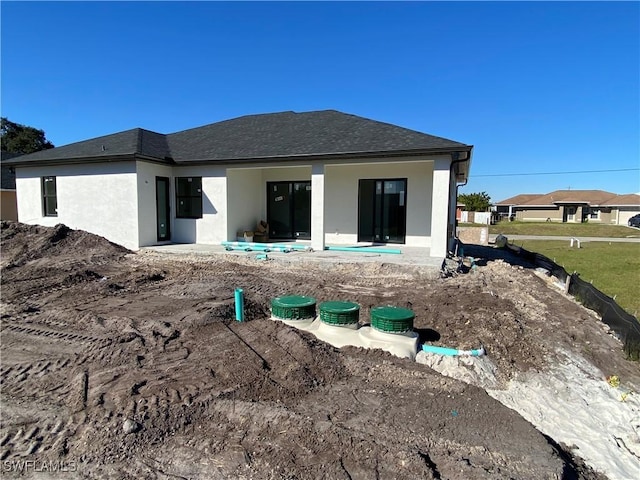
319 301 360 325
271 295 317 320
370 305 415 333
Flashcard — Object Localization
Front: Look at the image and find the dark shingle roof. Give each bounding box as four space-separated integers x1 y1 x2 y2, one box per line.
5 128 171 165
167 110 469 162
1 151 20 189
4 110 471 166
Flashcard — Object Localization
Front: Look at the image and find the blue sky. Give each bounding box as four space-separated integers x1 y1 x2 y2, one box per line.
2 1 639 202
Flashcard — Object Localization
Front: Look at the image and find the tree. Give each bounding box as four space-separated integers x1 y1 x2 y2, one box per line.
457 191 491 212
1 117 54 154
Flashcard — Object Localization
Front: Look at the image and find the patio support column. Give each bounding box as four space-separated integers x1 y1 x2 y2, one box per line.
311 163 325 252
430 158 451 258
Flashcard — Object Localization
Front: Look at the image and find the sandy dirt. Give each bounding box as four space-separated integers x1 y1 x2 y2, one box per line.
1 220 637 479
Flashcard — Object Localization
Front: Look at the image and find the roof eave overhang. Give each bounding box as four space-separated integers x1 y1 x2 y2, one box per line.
5 153 172 167
173 145 473 166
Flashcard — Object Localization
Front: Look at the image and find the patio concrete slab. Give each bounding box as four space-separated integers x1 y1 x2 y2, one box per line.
141 243 444 269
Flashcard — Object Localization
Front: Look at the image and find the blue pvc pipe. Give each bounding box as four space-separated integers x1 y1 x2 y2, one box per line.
324 246 402 254
422 344 485 357
222 241 310 251
224 244 292 253
234 288 245 322
222 242 402 254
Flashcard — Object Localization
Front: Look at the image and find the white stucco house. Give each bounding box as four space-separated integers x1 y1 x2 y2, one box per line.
4 110 473 258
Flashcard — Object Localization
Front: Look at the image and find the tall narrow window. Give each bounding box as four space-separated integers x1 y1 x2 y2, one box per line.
42 176 57 217
175 177 202 218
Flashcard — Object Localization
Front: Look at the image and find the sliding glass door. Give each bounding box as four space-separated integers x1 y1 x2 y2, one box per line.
267 181 311 239
358 179 407 243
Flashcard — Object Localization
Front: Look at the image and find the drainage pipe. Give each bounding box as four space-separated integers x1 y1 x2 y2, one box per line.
234 288 245 322
422 344 485 357
324 246 402 254
222 241 311 251
224 244 292 253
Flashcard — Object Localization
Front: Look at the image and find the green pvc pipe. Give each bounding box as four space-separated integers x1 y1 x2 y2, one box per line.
234 288 245 322
422 344 485 357
324 246 402 254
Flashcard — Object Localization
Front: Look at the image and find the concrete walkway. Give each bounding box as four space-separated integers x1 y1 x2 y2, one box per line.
488 234 640 243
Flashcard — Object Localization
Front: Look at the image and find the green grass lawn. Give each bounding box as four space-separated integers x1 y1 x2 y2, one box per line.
512 240 640 316
488 221 640 238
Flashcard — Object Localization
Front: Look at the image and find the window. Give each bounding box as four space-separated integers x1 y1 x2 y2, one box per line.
42 176 57 217
589 208 600 220
175 177 202 218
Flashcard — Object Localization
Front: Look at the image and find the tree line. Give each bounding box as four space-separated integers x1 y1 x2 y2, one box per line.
1 117 55 154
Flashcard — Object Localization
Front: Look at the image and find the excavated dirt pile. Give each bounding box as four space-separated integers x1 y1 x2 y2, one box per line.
2 221 635 479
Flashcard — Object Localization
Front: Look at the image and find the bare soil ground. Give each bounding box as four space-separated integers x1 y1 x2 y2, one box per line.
1 221 637 479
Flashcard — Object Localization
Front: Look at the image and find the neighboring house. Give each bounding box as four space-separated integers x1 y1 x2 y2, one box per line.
4 110 473 258
495 190 640 224
493 194 545 221
1 151 19 221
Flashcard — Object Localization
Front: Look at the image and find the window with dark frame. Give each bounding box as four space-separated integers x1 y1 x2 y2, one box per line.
42 176 57 217
175 177 202 218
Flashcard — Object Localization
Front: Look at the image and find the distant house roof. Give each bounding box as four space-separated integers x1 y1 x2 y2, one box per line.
4 110 472 167
495 194 543 206
521 190 618 206
1 151 20 190
498 190 640 208
601 193 640 207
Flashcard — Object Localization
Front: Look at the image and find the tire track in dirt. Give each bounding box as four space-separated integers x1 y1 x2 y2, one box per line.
1 321 110 345
1 413 85 461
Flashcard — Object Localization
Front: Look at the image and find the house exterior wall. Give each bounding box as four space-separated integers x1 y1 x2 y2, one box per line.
323 160 434 247
1 190 18 221
171 165 227 245
430 158 451 256
15 162 139 250
516 207 562 222
227 168 264 239
14 154 460 257
598 209 613 224
136 161 174 247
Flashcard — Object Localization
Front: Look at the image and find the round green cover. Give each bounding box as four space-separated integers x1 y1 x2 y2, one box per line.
271 295 316 320
370 306 414 333
319 301 360 325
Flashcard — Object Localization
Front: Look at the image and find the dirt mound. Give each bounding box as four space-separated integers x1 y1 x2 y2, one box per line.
0 220 130 269
1 223 628 479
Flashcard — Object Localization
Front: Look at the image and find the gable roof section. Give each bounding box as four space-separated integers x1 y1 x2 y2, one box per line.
5 110 471 167
495 194 543 206
167 110 470 162
5 128 171 165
